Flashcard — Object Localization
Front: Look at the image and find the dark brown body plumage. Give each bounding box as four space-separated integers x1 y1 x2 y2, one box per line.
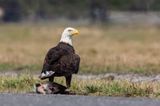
41 42 80 87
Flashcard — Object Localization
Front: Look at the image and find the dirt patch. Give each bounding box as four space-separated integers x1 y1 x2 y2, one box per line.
76 73 160 82
1 71 160 83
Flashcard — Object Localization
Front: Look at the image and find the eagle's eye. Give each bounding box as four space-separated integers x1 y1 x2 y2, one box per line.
68 29 72 32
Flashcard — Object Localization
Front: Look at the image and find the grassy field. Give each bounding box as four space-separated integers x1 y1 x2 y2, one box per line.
1 23 160 97
0 75 160 98
0 23 160 75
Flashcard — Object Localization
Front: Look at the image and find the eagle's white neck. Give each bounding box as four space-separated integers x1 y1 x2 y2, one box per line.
60 33 72 46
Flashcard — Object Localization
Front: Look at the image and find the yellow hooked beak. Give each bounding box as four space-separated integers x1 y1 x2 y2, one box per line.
71 29 79 36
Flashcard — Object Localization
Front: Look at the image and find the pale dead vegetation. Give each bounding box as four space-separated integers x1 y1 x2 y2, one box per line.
0 24 160 74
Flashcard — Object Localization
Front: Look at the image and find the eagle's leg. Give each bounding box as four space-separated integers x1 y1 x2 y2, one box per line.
49 76 54 82
65 75 72 88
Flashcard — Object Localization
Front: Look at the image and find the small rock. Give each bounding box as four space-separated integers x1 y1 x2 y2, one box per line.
101 75 115 81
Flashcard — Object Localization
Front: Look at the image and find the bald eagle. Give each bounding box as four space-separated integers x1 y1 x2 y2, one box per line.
39 27 80 88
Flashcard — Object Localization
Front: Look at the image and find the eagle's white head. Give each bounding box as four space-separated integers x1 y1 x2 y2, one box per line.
60 27 79 46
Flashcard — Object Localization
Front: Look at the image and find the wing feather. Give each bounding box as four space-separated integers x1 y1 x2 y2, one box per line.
42 47 66 72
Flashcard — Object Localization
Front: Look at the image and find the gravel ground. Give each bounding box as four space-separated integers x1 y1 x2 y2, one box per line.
1 71 160 82
76 73 160 82
0 93 160 106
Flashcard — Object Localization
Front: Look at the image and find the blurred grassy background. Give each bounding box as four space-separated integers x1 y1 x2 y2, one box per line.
0 23 160 75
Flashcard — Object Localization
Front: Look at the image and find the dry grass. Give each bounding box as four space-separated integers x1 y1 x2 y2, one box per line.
0 23 160 74
1 75 160 98
0 75 37 93
70 78 160 98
